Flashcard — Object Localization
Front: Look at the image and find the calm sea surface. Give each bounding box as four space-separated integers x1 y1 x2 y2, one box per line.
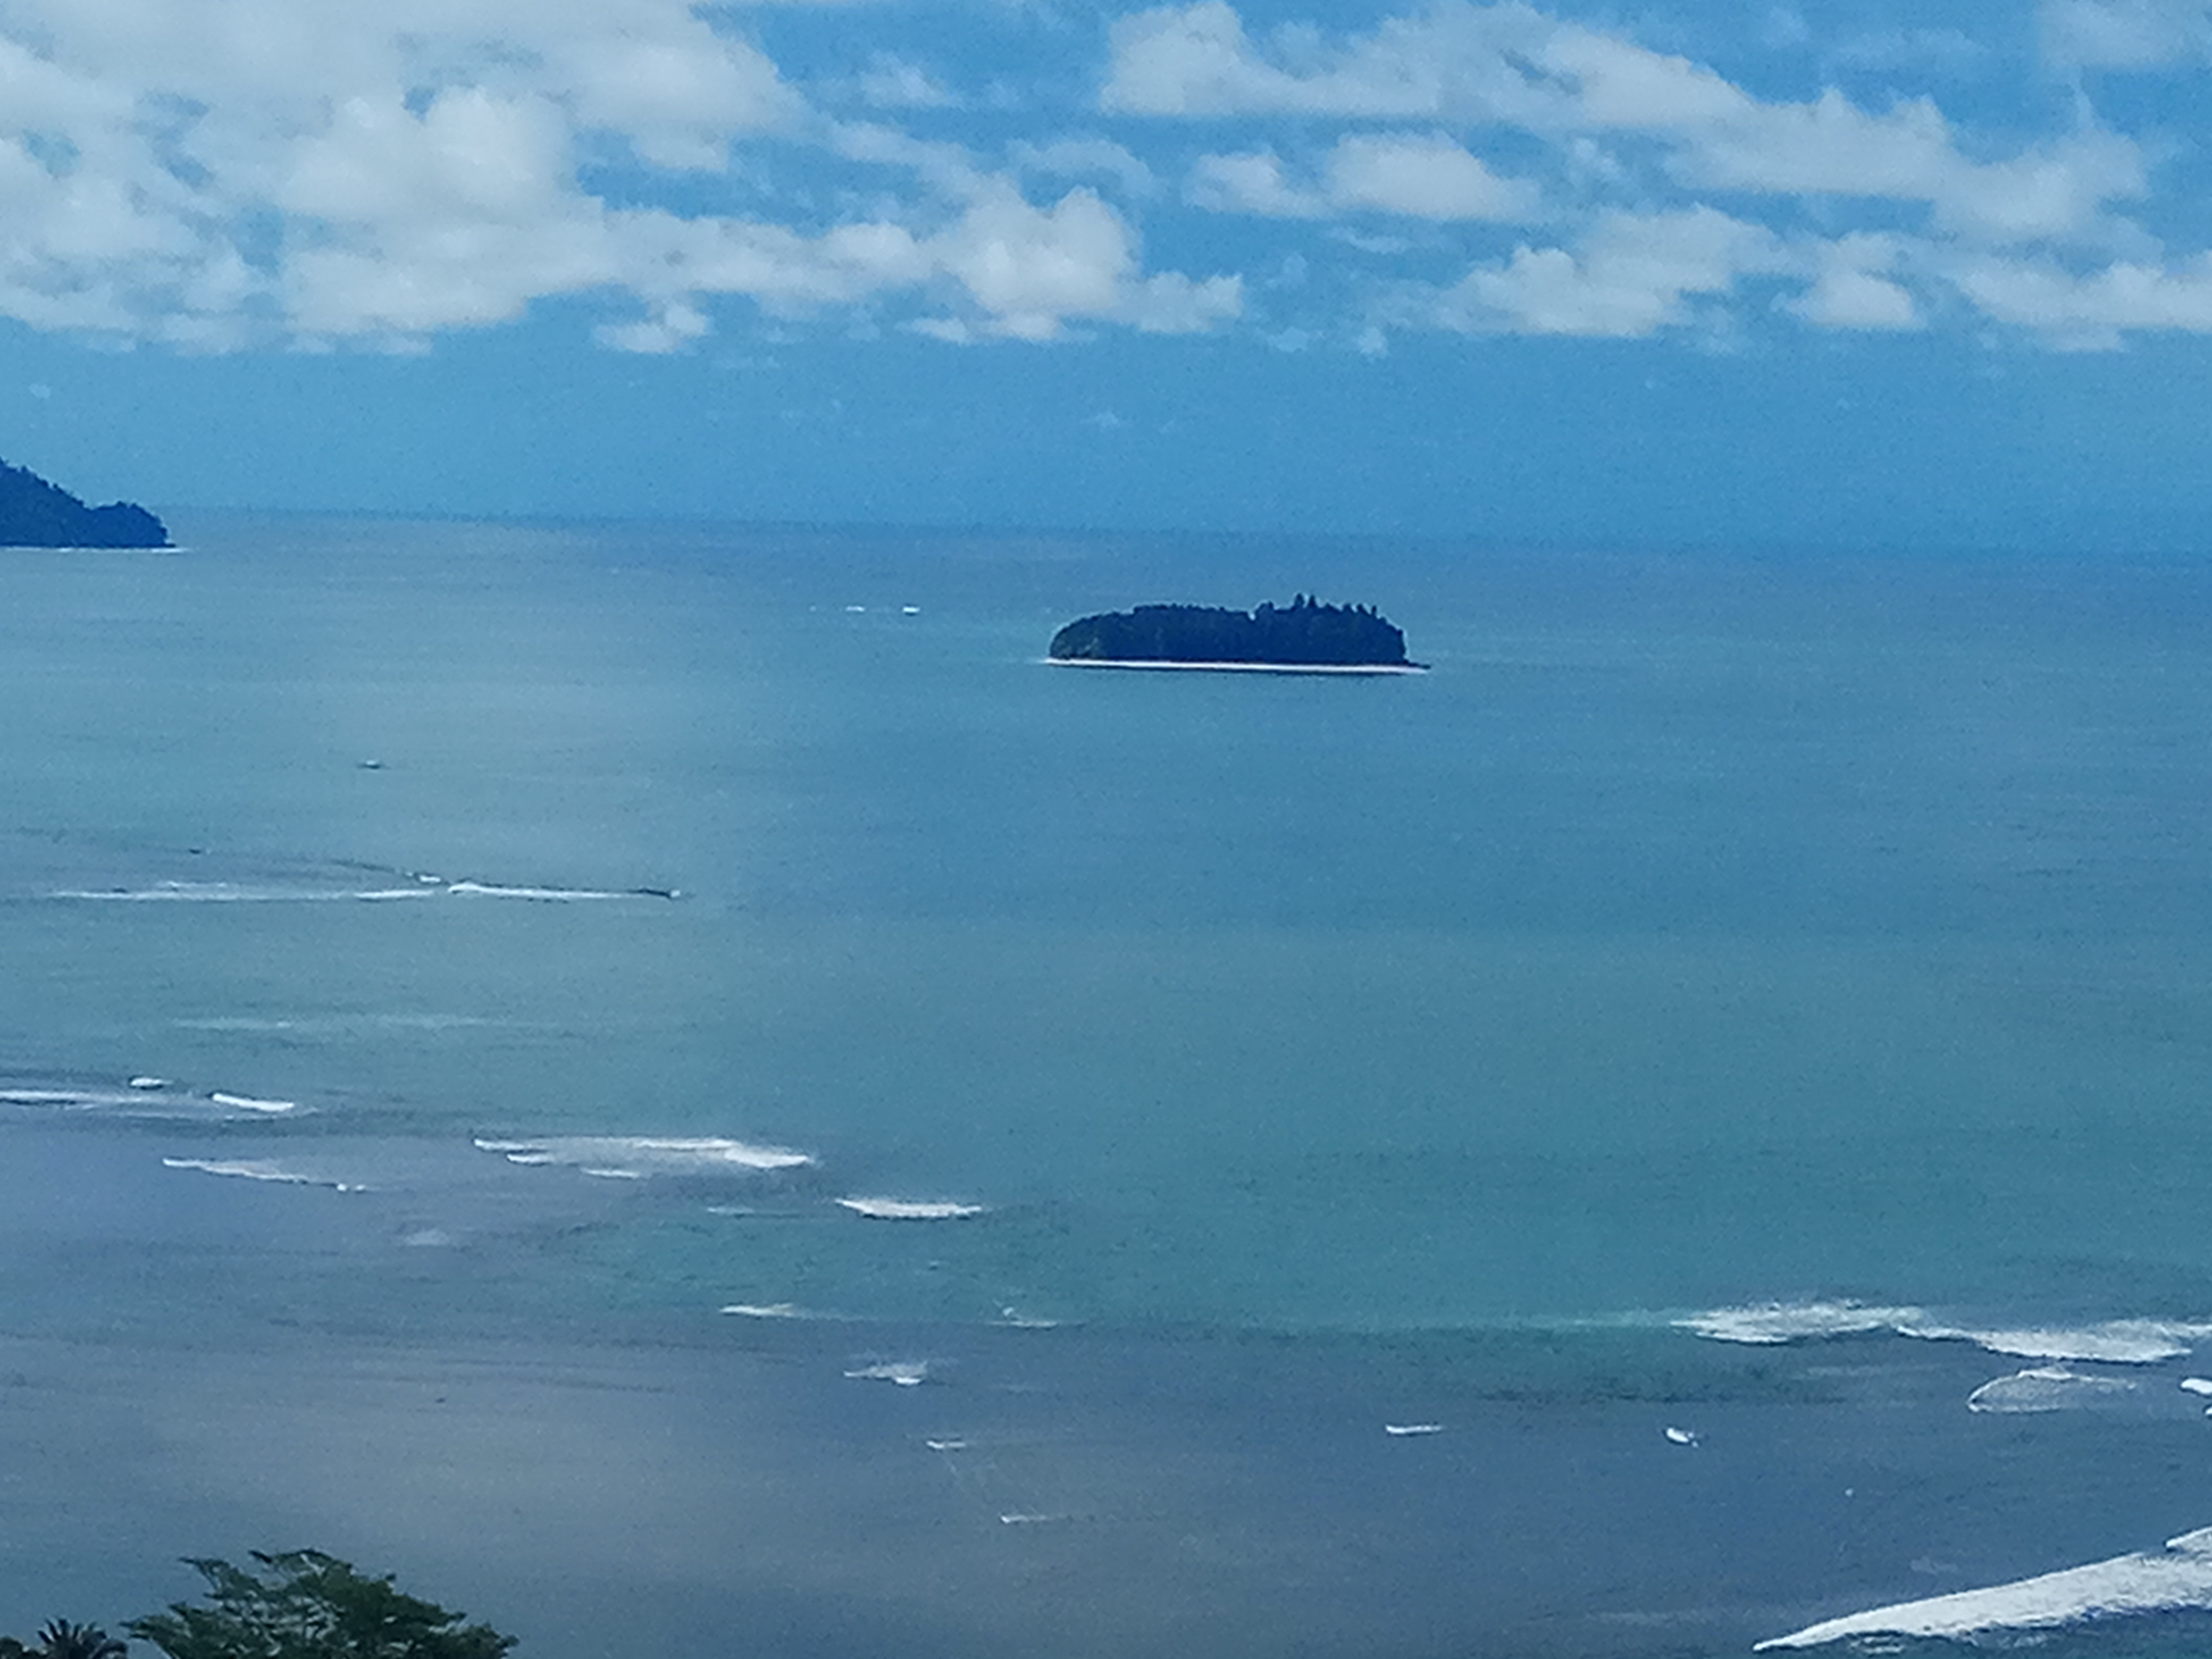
5 515 2212 1655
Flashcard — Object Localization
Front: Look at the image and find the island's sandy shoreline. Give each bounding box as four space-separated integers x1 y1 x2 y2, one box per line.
1043 658 1428 675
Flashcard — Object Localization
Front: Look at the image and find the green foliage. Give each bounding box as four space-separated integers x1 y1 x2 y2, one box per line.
35 1624 128 1659
0 1623 128 1659
125 1552 515 1659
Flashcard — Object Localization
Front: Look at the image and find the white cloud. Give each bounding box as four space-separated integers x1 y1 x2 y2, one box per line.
1191 133 1538 220
1537 26 1749 129
1009 136 1157 199
1325 132 1540 220
854 53 961 111
917 184 1241 341
2041 0 2212 67
594 299 711 352
1101 0 1559 122
0 0 1236 349
1830 28 1988 74
1112 1 2147 252
1438 206 1784 336
1188 148 1321 216
1786 233 1922 330
1948 251 2212 346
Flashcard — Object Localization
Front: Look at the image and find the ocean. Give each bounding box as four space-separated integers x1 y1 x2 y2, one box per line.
4 514 2211 1656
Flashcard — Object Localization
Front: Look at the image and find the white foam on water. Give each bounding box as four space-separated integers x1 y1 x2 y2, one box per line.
835 1197 985 1220
1384 1423 1444 1437
2181 1378 2212 1397
441 882 627 901
50 882 436 903
1756 1526 2212 1649
844 1361 932 1386
719 1303 803 1319
924 1438 967 1452
1966 1366 2140 1414
2 1083 306 1122
998 1512 1067 1525
474 1135 814 1174
1664 1426 1700 1446
1677 1301 1926 1345
1680 1302 2212 1364
1901 1320 2212 1364
162 1157 363 1192
208 1092 299 1115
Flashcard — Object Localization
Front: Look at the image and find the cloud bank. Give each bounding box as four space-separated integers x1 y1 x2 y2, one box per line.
2 0 2210 352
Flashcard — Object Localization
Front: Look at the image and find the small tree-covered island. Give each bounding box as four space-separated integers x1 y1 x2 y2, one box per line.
0 458 169 548
1049 596 1423 673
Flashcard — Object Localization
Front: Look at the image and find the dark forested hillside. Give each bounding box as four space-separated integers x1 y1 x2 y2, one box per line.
1049 595 1413 666
0 459 169 547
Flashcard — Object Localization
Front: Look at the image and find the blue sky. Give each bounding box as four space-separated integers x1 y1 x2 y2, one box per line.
7 0 2212 544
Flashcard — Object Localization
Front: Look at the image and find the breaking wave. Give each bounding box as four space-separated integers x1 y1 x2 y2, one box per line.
1757 1526 2212 1649
1681 1301 2212 1364
47 873 676 904
0 1079 308 1121
835 1197 985 1220
844 1360 932 1386
474 1135 814 1178
1966 1365 2140 1414
161 1157 364 1192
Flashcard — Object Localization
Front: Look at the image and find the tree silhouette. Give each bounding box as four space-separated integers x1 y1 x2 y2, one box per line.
127 1552 514 1659
35 1624 127 1659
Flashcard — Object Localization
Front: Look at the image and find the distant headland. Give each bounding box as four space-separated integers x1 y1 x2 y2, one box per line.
0 458 170 548
1049 596 1423 673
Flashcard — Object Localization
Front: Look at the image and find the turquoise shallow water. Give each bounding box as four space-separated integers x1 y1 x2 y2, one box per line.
5 515 2212 1653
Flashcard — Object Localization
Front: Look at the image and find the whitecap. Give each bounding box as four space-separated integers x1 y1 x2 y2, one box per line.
1676 1301 1925 1345
0 1083 301 1122
162 1157 362 1192
998 1512 1066 1526
719 1303 803 1319
844 1361 931 1386
0 1088 118 1107
1966 1366 2139 1414
1901 1319 2212 1365
441 882 627 901
128 1076 167 1090
2182 1378 2212 1397
474 1135 813 1175
1664 1426 1700 1446
209 1092 299 1115
1679 1302 2212 1364
1384 1423 1444 1437
1756 1525 2212 1649
49 882 435 903
924 1438 967 1452
836 1197 985 1220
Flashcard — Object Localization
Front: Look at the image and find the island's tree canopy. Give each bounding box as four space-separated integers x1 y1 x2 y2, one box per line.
125 1552 515 1659
1049 598 1412 666
0 460 169 548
